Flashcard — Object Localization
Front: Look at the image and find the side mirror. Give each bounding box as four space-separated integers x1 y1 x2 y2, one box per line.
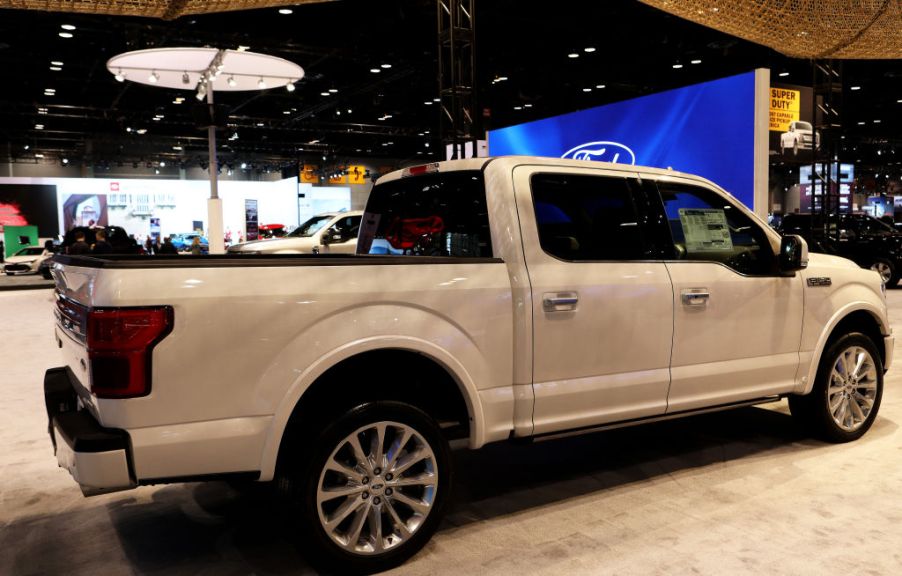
779 234 808 274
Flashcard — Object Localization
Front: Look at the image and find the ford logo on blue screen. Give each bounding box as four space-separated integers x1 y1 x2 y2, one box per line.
561 141 636 164
488 71 757 209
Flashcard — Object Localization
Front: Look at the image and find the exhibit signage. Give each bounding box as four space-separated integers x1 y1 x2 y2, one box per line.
245 199 259 241
488 71 762 210
768 88 801 132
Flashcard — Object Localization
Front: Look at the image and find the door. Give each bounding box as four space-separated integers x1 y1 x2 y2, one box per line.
514 166 674 435
650 178 804 412
321 214 362 254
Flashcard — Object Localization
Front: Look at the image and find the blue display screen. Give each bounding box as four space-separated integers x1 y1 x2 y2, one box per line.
488 71 757 208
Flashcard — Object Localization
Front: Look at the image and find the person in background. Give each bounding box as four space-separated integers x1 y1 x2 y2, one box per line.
144 237 154 255
190 236 203 255
69 231 91 255
157 236 178 255
92 229 113 254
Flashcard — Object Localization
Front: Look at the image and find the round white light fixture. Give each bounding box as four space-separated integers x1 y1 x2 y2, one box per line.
286 82 296 92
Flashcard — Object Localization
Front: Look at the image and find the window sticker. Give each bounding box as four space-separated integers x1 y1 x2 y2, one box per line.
678 208 733 253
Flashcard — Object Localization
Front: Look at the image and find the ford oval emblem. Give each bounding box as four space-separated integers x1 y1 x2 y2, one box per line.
561 141 636 164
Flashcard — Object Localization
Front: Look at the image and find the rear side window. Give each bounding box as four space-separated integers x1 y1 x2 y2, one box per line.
530 173 651 261
357 171 491 257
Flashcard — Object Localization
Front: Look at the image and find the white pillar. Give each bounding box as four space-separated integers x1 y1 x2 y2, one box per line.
206 88 225 254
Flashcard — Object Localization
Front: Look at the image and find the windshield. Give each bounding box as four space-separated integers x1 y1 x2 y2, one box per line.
15 247 45 256
288 215 332 237
795 121 813 131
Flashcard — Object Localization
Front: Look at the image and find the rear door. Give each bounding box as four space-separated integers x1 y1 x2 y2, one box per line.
513 166 674 434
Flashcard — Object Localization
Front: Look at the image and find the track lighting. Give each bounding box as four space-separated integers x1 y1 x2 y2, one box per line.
148 71 159 83
114 69 125 82
286 82 295 92
257 78 267 89
196 83 207 101
182 72 190 84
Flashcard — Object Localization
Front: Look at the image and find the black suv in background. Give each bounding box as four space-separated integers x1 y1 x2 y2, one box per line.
779 213 902 286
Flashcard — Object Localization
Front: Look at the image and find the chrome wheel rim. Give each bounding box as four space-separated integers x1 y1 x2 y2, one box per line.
317 421 438 555
828 346 878 432
870 261 892 284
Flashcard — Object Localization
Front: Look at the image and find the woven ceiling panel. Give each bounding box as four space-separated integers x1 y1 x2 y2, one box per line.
639 0 902 59
0 0 331 20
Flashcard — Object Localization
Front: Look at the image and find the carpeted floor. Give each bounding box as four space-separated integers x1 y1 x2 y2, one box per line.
2 287 901 575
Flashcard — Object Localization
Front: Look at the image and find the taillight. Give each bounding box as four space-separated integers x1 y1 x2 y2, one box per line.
86 307 173 399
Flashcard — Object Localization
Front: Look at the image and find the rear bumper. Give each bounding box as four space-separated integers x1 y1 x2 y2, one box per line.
44 367 136 495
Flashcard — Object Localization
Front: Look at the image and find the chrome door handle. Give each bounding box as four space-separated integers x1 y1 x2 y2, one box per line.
543 292 579 312
681 289 710 306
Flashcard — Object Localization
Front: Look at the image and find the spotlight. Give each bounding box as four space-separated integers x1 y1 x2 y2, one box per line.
258 78 267 89
286 82 296 92
240 162 247 169
159 161 166 167
62 158 69 165
149 71 159 83
182 72 190 85
114 69 125 82
227 76 237 87
196 84 207 101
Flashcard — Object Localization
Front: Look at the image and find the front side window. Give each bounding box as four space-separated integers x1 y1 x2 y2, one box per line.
657 183 775 275
358 171 491 257
531 173 650 261
328 215 362 242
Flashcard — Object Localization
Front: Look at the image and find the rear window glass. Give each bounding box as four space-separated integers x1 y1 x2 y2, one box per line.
357 171 492 257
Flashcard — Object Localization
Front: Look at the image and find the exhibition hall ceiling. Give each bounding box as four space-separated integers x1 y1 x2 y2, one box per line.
0 0 899 175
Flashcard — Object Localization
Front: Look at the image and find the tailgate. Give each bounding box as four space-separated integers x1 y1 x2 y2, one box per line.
52 261 101 401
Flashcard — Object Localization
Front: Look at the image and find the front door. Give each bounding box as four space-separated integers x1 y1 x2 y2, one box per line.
650 177 804 412
514 166 674 435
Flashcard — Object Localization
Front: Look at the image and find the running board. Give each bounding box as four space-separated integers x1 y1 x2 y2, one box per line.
529 396 784 443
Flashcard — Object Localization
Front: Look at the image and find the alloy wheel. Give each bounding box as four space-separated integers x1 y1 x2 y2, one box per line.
316 421 438 555
827 345 878 431
870 261 892 284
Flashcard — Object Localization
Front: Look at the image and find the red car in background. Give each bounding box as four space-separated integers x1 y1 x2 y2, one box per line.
258 224 287 239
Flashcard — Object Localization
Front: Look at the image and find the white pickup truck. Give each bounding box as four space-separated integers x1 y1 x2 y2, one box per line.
46 157 892 573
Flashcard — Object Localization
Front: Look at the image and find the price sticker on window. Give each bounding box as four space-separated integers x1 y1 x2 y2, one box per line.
678 208 733 253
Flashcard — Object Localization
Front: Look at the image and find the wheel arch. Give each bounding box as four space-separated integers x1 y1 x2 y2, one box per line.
258 338 485 482
800 305 889 395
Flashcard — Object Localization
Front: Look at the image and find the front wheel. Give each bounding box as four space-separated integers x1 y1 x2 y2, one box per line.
869 259 898 287
283 401 451 574
789 333 883 442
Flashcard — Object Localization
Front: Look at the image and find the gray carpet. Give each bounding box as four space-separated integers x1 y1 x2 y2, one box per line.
2 287 901 575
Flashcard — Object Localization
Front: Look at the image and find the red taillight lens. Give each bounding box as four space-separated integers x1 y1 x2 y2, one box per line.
87 307 173 398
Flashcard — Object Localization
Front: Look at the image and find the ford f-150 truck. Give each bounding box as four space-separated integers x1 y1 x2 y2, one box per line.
45 157 893 574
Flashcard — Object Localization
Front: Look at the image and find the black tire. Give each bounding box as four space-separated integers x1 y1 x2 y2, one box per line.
280 401 451 575
789 332 883 443
869 259 898 287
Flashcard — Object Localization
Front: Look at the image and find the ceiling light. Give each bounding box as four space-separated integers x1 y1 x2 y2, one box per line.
154 169 160 175
874 119 881 123
524 103 533 108
35 153 44 158
237 45 250 52
35 124 44 129
126 127 132 132
320 92 330 96
584 47 596 53
568 53 579 58
672 63 683 69
283 110 291 114
514 106 523 110
241 162 248 169
582 88 592 92
257 78 266 89
152 116 161 121
58 32 73 38
51 60 63 66
424 100 433 105
62 158 69 164
256 122 264 127
172 145 182 151
690 59 702 64
381 63 391 69
596 84 606 89
857 121 866 125
851 86 861 91
497 76 508 82
60 24 76 30
286 82 296 92
227 76 237 87
328 88 338 93
23 144 29 150
278 8 293 14
172 99 183 104
148 71 159 83
433 98 440 102
49 66 62 71
136 129 147 134
370 68 381 73
347 109 352 114
159 161 166 167
778 72 789 77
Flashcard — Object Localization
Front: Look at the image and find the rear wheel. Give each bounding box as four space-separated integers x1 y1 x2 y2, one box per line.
281 401 451 574
789 333 883 442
